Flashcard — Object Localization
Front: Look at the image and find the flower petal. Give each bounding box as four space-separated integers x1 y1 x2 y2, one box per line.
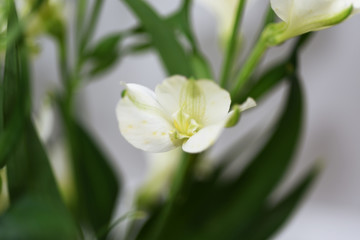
155 75 187 115
116 84 177 152
270 0 294 22
182 122 225 153
196 80 231 125
239 97 257 112
271 0 352 22
271 0 352 26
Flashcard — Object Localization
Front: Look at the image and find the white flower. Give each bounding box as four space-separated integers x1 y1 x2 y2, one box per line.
197 0 239 40
269 0 360 44
116 76 255 154
196 0 256 47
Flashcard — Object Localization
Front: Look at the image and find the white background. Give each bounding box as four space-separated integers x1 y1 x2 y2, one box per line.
33 0 360 239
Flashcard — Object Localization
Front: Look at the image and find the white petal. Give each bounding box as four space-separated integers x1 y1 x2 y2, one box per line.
271 0 352 25
351 0 360 12
196 80 231 125
270 0 294 22
155 75 187 115
182 122 225 153
239 97 257 112
116 84 177 153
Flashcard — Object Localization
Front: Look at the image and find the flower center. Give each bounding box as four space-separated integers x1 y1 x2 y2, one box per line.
171 109 202 140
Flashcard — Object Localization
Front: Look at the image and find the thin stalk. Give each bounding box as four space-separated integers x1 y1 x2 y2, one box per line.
230 37 267 99
220 0 247 88
76 0 88 44
150 152 197 239
58 37 69 85
79 0 104 55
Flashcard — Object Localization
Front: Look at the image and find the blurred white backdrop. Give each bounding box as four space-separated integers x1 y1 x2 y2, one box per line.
32 0 360 239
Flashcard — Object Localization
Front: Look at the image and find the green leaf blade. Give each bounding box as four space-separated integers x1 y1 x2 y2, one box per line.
122 0 192 76
68 119 121 238
243 164 320 240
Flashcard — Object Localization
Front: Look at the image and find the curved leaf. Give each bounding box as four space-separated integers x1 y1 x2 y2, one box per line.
192 75 304 240
121 0 192 76
65 117 121 238
243 164 320 240
0 120 79 240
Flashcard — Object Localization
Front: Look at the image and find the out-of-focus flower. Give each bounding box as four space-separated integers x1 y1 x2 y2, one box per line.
116 76 255 154
136 148 182 209
196 0 256 48
0 0 66 53
17 0 66 40
197 0 239 46
34 95 55 143
267 0 360 45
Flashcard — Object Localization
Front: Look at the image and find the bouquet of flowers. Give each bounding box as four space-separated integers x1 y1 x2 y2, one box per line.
0 0 359 239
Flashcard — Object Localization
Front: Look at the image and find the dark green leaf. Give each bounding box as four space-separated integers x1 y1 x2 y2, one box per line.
67 118 120 238
0 197 79 240
0 1 30 168
86 33 123 60
84 33 123 76
242 164 320 240
1 120 79 240
239 62 288 102
0 4 78 239
124 41 152 55
193 75 304 240
121 0 192 76
89 52 120 76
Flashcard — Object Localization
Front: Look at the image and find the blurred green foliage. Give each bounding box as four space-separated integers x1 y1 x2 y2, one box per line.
0 0 319 239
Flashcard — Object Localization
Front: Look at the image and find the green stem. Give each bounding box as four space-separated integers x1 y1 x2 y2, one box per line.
220 0 247 88
151 152 197 239
79 0 104 55
230 37 267 99
58 37 69 84
76 0 88 43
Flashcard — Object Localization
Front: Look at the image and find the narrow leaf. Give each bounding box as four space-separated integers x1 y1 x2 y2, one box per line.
0 2 30 167
0 121 79 239
121 0 192 76
67 118 120 238
243 164 320 240
193 75 304 240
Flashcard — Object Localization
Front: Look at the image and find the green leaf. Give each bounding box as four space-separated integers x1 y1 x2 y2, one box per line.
0 120 79 240
0 2 30 168
242 164 320 240
121 0 192 76
86 33 123 60
240 62 288 102
0 196 79 240
190 53 213 79
0 4 78 239
193 75 304 240
167 5 213 79
84 33 123 76
67 118 120 238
